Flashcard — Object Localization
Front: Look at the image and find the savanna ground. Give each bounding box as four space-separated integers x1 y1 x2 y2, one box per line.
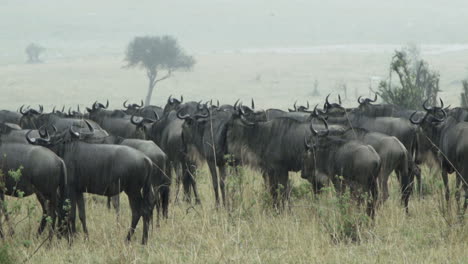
1 49 468 263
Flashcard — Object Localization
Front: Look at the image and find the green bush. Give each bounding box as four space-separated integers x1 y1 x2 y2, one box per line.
378 47 440 109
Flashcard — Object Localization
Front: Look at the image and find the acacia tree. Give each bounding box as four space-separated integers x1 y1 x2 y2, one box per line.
378 46 440 109
25 43 45 63
124 35 195 105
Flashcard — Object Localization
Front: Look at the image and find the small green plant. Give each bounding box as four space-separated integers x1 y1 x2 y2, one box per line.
317 184 371 243
0 244 16 264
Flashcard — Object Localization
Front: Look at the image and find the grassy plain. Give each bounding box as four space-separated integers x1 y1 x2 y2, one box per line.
1 50 468 263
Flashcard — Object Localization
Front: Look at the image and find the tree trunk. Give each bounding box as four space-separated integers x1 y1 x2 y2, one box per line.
145 70 157 106
145 82 155 106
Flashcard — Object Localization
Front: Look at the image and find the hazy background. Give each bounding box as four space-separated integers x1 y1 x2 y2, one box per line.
2 0 468 108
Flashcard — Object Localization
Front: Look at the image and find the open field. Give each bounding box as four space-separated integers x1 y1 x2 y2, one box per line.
1 46 468 111
1 50 468 263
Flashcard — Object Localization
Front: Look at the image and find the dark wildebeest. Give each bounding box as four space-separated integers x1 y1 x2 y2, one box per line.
81 122 169 221
0 125 68 238
86 101 153 139
302 120 381 217
26 127 155 244
176 100 266 206
225 108 331 208
410 99 468 214
123 100 164 120
326 126 418 212
146 100 203 204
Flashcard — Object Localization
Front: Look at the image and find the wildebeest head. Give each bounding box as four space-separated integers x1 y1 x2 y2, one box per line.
86 100 109 113
163 95 184 113
19 105 45 128
123 100 144 115
323 94 345 114
130 110 160 137
409 99 447 144
301 117 329 183
288 101 310 112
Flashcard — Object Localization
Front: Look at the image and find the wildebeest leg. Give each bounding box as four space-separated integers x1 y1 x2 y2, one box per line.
111 195 120 217
219 164 227 207
367 177 378 219
207 161 220 206
36 194 49 235
46 198 57 242
126 194 142 242
397 169 414 214
188 164 200 204
76 193 88 236
441 169 450 204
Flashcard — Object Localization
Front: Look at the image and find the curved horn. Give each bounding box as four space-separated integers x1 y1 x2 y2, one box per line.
409 111 423 125
310 120 319 136
176 109 190 120
153 110 159 121
338 95 342 105
294 101 297 111
68 108 72 116
357 96 364 104
439 98 444 108
306 101 309 110
168 95 173 104
52 106 56 113
180 95 184 103
325 94 331 106
318 117 329 136
77 105 81 114
20 105 28 115
131 114 143 126
123 100 128 108
140 100 144 107
25 130 37 144
371 93 378 102
39 105 44 114
69 125 80 138
217 100 220 108
423 99 432 111
251 98 255 109
233 99 240 110
105 100 109 109
38 126 48 138
84 120 94 133
61 106 65 113
433 108 447 122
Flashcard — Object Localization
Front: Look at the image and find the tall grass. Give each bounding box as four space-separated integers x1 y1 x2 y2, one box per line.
0 166 467 263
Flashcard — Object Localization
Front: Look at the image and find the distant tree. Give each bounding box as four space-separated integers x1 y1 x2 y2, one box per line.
25 43 45 63
124 35 195 105
461 79 468 107
378 46 440 109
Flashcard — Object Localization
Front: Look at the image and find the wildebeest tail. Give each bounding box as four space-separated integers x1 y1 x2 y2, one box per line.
142 157 156 221
57 159 71 235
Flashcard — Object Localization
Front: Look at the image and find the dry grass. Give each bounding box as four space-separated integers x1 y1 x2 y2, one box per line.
1 166 467 264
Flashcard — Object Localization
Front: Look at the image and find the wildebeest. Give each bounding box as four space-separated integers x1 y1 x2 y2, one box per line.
0 125 68 238
302 120 381 217
26 126 155 244
226 108 331 208
327 126 418 212
123 100 164 120
146 106 200 204
410 99 468 213
86 101 153 139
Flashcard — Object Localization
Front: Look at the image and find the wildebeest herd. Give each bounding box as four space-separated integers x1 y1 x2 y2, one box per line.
0 94 467 244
